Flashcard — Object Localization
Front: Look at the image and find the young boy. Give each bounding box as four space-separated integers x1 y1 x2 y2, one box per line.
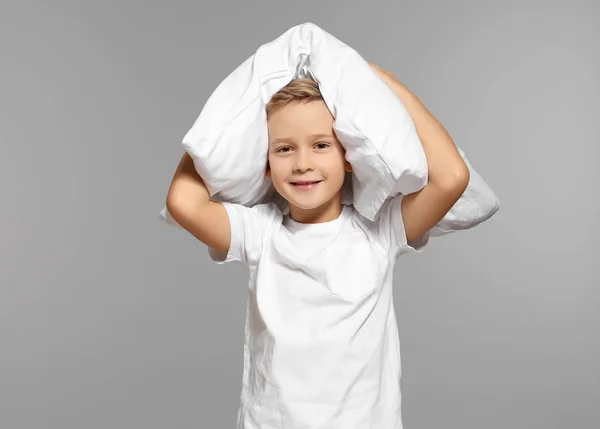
166 63 470 428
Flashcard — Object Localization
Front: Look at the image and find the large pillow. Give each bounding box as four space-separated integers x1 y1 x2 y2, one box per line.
162 22 428 222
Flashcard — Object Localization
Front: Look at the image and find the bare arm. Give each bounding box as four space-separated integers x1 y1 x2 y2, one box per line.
165 152 231 252
370 63 470 242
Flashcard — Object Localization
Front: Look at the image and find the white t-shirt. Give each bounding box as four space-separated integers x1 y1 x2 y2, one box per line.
209 194 429 429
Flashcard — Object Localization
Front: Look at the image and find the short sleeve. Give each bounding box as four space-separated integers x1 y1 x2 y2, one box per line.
375 194 430 259
208 202 280 266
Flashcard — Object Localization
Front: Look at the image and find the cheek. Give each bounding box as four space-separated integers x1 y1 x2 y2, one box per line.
324 154 347 170
267 157 285 177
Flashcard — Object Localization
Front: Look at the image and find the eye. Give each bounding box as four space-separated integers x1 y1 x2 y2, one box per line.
315 142 330 149
276 146 292 153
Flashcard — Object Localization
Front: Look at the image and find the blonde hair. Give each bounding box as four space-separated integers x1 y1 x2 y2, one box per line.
266 78 323 118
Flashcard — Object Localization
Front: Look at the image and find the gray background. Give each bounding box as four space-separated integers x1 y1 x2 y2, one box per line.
1 0 598 428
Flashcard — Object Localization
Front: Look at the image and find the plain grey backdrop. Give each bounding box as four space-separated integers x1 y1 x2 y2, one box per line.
1 0 598 428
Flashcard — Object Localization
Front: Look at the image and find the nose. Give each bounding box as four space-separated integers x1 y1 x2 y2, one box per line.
293 148 313 172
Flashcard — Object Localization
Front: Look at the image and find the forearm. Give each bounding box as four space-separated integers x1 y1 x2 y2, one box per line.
166 152 210 211
377 70 469 186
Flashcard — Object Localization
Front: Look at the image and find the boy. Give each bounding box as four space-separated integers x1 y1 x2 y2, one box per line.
166 63 470 428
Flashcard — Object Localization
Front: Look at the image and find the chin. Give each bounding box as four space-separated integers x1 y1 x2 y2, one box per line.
274 191 322 211
286 192 340 211
287 199 328 210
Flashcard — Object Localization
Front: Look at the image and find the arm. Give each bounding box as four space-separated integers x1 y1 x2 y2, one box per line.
370 63 470 243
165 152 231 252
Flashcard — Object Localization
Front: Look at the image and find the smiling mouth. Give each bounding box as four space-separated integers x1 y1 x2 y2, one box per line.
291 180 322 185
290 180 323 189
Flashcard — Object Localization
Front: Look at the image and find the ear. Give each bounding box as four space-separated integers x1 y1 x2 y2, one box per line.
344 160 352 173
265 162 271 178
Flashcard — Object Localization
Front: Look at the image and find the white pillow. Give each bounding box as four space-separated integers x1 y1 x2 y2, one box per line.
159 22 500 234
166 22 428 222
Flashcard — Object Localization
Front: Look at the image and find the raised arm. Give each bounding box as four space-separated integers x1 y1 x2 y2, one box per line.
370 63 470 243
165 152 231 252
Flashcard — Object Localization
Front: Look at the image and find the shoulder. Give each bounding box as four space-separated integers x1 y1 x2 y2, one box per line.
222 201 283 227
350 203 378 233
343 205 382 249
208 201 284 266
352 197 429 257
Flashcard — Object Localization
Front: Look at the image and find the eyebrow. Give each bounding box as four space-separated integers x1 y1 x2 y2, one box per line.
269 133 334 146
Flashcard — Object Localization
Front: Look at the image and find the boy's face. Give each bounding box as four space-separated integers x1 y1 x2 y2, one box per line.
266 100 352 216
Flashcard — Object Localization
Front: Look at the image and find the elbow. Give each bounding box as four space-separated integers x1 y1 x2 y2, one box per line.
437 163 470 192
165 186 210 222
165 188 187 221
454 164 470 189
165 193 180 221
